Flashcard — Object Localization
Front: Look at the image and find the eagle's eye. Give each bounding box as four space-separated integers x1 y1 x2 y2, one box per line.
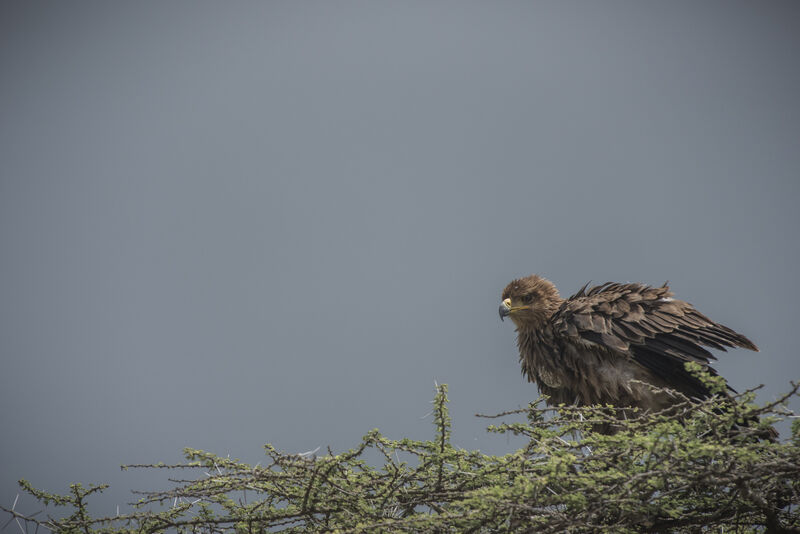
521 294 533 304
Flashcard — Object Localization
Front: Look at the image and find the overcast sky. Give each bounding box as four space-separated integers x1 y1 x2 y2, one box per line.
2 0 799 517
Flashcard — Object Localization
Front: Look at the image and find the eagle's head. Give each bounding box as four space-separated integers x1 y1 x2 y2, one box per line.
500 274 561 328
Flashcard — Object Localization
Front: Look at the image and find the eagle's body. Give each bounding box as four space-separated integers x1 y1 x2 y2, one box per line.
500 275 758 412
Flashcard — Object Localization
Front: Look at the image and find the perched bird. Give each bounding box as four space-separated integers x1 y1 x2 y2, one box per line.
499 275 759 413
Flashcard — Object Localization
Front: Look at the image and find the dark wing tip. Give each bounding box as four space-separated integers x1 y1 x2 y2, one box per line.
743 339 759 352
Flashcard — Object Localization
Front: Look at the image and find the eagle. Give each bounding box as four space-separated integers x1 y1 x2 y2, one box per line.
499 274 758 414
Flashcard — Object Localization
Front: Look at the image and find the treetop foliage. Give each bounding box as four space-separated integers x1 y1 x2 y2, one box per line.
4 369 800 533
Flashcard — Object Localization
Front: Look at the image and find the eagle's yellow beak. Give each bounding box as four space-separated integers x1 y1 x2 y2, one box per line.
499 298 531 321
499 298 512 321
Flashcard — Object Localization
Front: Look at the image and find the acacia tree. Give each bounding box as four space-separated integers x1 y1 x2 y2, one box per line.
4 368 800 533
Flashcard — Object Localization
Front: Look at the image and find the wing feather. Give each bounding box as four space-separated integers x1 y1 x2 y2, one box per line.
552 282 758 398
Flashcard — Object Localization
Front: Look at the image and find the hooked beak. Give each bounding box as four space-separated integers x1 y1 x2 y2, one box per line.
499 298 512 321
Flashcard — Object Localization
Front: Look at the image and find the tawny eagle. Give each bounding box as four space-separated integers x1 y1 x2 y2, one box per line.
499 275 758 412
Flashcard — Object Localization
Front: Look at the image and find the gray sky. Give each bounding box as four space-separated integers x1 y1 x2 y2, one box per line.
2 1 799 516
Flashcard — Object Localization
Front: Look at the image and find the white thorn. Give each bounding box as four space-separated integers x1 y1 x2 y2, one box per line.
297 446 320 458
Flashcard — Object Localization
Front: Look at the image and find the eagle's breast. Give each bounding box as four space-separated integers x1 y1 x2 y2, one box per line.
537 367 563 388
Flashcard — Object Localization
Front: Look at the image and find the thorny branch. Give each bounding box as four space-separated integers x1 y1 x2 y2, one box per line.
3 377 799 533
